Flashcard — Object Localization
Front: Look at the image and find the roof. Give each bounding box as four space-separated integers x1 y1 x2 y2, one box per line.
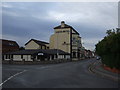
4 49 70 55
44 49 70 55
0 39 19 47
54 24 79 35
25 39 49 46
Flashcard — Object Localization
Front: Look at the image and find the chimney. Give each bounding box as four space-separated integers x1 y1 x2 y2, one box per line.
61 21 65 27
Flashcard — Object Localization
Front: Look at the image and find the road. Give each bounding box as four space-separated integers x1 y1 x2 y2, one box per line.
2 59 118 88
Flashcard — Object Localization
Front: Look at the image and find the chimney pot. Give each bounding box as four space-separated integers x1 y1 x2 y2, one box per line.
61 21 65 27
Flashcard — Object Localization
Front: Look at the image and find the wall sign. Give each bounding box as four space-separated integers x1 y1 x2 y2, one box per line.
38 53 44 55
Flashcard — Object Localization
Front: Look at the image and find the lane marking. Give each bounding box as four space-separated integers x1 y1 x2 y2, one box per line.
88 61 96 74
0 70 27 87
2 68 26 71
2 66 52 84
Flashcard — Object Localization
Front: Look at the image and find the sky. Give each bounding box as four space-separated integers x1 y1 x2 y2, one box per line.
2 2 118 51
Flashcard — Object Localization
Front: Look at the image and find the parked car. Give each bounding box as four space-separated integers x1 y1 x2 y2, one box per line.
96 56 101 60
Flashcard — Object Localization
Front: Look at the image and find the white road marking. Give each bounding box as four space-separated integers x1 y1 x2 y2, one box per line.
1 66 52 86
40 67 47 69
0 70 27 87
2 68 25 71
35 66 54 70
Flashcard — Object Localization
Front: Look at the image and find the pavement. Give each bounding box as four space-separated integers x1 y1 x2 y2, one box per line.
89 60 120 82
1 59 119 88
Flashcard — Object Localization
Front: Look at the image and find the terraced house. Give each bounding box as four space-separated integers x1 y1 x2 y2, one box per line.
50 21 82 60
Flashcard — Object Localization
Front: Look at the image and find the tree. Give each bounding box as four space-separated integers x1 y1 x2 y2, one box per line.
19 47 25 50
116 28 120 33
95 28 120 69
106 29 112 36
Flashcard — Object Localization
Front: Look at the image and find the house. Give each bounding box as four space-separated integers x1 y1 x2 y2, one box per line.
83 49 94 59
50 21 82 60
25 39 49 50
79 46 86 59
87 50 95 58
3 38 70 62
3 49 70 61
0 39 19 53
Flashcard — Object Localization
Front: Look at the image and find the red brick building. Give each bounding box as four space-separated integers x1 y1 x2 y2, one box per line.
0 39 19 53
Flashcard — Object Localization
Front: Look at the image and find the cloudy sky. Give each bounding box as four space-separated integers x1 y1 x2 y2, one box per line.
2 2 118 51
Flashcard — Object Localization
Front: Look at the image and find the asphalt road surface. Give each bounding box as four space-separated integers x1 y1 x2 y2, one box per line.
2 59 118 88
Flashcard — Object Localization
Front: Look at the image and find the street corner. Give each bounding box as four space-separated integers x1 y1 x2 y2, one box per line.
89 61 120 82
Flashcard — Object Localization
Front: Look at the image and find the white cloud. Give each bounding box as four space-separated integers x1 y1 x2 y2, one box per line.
82 37 104 50
2 3 13 8
48 11 87 22
48 11 65 21
2 10 21 17
48 2 118 28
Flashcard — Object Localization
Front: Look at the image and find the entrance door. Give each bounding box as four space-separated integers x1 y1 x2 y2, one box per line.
37 55 45 61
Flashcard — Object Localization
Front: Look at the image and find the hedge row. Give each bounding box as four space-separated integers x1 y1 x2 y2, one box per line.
95 29 120 69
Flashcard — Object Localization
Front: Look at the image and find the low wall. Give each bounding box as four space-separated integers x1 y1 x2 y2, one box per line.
2 59 71 65
103 65 120 74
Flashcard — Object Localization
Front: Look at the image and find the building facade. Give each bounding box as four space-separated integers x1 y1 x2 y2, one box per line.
50 21 82 60
25 39 49 50
0 39 19 53
3 49 70 61
3 38 70 61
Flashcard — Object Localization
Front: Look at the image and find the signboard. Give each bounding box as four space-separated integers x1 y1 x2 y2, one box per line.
38 53 44 55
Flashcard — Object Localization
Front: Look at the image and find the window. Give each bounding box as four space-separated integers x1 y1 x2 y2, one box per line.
56 30 70 33
6 55 8 59
41 46 45 49
11 55 13 59
6 55 10 59
72 52 76 58
9 43 14 46
45 46 47 49
31 55 34 59
21 55 23 59
72 37 76 44
42 46 45 49
56 31 62 33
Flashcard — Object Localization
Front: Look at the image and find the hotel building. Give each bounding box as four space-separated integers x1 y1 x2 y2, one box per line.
50 21 82 60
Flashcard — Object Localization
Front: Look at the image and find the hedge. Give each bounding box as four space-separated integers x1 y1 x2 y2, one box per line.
95 29 120 69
